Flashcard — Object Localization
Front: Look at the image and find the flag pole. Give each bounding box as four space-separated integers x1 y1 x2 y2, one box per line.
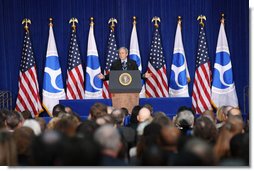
90 17 94 27
152 16 160 28
133 16 136 25
178 16 182 29
197 15 206 27
220 13 225 24
108 18 117 31
22 18 31 32
69 18 78 31
49 17 53 27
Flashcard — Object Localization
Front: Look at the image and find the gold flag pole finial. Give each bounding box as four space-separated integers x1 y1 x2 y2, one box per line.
133 16 137 25
90 17 94 27
22 18 31 31
69 18 78 31
178 16 182 25
108 18 117 31
49 18 53 27
221 13 225 24
197 15 206 27
152 16 161 28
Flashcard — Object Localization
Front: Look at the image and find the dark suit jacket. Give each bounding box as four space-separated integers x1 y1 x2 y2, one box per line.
104 58 138 80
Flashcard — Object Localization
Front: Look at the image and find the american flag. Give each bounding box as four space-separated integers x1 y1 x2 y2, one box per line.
66 29 85 99
15 30 43 117
192 25 212 114
102 29 118 98
145 28 169 97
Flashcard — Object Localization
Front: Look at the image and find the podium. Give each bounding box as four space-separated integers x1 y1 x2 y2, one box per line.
109 70 142 113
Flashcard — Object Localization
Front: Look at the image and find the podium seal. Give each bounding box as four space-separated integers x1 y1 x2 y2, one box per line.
119 72 132 86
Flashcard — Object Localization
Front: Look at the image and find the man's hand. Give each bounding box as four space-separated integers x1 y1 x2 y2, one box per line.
144 71 152 78
97 73 105 80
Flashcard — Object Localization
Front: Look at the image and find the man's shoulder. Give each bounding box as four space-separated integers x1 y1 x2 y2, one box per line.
128 59 136 64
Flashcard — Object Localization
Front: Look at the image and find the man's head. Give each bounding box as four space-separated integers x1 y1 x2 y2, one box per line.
118 47 128 60
137 107 152 123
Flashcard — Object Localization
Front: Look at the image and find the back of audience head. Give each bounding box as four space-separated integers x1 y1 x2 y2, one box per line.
177 106 195 115
5 111 24 131
96 115 114 126
52 104 66 117
111 108 125 126
21 110 32 120
60 136 101 166
227 108 243 120
121 107 129 116
152 111 171 126
13 127 35 160
94 124 122 158
46 117 61 130
137 107 152 123
213 116 244 162
193 116 218 145
89 103 107 121
107 106 114 115
30 130 66 165
23 119 41 136
0 131 17 166
143 104 153 115
141 145 167 166
174 109 194 134
35 117 47 132
137 123 162 158
159 125 180 153
0 109 8 130
202 110 216 123
230 133 249 165
130 105 141 125
76 120 99 139
183 138 215 165
216 105 233 122
54 117 79 137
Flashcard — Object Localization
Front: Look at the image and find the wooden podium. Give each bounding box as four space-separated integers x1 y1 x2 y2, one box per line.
109 70 142 113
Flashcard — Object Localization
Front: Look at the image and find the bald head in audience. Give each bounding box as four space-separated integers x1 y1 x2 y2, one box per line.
137 107 152 123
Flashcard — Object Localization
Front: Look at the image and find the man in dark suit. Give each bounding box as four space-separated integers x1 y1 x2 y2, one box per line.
98 47 151 80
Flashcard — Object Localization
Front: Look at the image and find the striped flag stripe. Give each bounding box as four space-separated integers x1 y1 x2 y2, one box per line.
67 71 82 99
20 73 38 112
147 63 168 97
196 66 212 102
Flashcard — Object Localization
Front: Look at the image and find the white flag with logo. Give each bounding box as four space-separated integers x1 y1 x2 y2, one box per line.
211 21 238 108
169 20 190 97
85 21 102 99
43 25 66 116
129 22 146 98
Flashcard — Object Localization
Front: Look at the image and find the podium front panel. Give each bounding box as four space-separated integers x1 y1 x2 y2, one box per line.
109 70 142 93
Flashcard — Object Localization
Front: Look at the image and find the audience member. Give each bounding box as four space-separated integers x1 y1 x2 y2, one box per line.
94 125 127 166
13 127 35 165
5 111 24 131
0 131 17 165
174 109 194 135
88 103 107 121
52 104 66 117
23 119 41 136
193 116 218 145
35 117 47 132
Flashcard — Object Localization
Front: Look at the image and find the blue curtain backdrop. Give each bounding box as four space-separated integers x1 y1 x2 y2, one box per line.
0 0 249 114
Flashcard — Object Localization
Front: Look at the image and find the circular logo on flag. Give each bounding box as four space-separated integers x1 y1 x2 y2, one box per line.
119 73 132 86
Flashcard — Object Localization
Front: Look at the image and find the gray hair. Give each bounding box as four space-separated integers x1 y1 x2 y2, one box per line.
118 47 128 54
94 124 121 152
175 110 194 128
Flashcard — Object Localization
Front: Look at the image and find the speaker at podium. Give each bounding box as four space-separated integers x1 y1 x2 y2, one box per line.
109 70 142 113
